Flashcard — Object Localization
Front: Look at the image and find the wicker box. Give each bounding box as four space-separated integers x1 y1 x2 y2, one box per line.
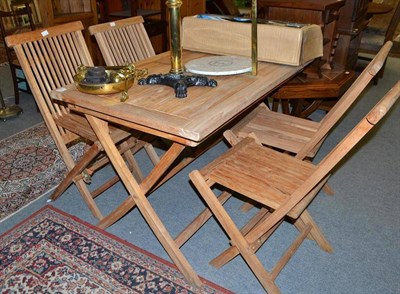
182 16 323 66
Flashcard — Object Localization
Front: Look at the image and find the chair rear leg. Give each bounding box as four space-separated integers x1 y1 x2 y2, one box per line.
145 142 160 165
50 142 101 201
175 191 232 247
300 210 333 253
120 139 144 181
75 177 103 220
322 183 334 195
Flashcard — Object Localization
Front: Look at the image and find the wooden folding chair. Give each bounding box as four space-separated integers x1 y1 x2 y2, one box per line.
88 15 161 188
232 40 392 202
5 21 154 223
88 16 155 66
183 81 400 293
174 41 394 247
234 41 393 161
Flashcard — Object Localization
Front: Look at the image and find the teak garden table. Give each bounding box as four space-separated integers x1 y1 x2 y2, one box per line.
51 50 306 287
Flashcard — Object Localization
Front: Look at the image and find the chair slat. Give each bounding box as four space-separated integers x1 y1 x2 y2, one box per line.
89 16 156 66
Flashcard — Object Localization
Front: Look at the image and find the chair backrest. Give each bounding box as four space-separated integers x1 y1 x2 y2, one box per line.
295 41 393 159
259 80 400 233
384 0 400 43
0 4 36 63
5 21 93 144
88 16 155 66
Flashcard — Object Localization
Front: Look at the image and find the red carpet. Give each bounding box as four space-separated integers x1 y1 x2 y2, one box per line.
0 123 86 221
0 205 232 293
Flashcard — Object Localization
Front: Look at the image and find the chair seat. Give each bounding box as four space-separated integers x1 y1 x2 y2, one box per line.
235 105 321 156
205 137 317 218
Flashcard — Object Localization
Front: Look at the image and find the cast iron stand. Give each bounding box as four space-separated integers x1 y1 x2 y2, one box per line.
138 0 217 98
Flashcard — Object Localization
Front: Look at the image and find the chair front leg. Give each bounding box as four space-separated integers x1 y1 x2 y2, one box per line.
190 170 281 294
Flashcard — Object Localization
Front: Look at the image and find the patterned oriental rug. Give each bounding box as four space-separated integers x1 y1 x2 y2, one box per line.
0 205 232 293
0 123 86 222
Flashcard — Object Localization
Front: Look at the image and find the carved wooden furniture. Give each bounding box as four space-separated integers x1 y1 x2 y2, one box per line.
5 21 153 223
37 0 97 28
259 0 374 118
49 49 307 286
0 1 35 105
182 81 400 293
270 70 357 117
36 0 99 61
89 16 155 66
259 0 345 70
10 0 41 24
333 0 370 70
359 0 400 81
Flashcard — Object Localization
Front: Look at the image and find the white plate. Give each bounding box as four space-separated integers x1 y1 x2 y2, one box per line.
185 55 252 76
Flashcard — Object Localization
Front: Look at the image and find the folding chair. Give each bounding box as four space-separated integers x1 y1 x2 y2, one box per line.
88 16 156 66
232 40 392 203
5 21 154 224
174 41 394 247
234 41 393 161
184 81 400 293
88 15 162 178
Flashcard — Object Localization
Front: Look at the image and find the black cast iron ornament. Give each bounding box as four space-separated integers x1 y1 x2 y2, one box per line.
138 73 217 98
138 0 217 98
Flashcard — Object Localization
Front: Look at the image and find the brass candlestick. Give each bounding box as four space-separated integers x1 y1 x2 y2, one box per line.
168 0 183 74
139 0 217 98
0 88 23 121
251 0 258 75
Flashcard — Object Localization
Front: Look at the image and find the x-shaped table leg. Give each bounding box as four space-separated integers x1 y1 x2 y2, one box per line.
86 115 202 287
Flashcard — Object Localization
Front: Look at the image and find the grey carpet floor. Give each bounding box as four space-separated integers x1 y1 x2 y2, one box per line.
0 58 399 293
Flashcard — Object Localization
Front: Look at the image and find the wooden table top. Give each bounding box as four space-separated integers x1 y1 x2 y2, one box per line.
51 51 305 146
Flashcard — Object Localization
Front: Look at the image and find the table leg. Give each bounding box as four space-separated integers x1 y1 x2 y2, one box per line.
86 115 202 287
96 141 186 229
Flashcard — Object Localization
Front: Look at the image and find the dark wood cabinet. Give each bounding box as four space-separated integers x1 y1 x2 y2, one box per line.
259 0 345 70
334 0 369 70
258 0 368 118
260 0 369 71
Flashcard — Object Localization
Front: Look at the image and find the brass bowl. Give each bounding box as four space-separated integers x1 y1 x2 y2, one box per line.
73 65 147 98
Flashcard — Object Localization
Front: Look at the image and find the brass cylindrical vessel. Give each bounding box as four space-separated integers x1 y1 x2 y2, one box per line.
167 0 184 74
251 0 258 75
